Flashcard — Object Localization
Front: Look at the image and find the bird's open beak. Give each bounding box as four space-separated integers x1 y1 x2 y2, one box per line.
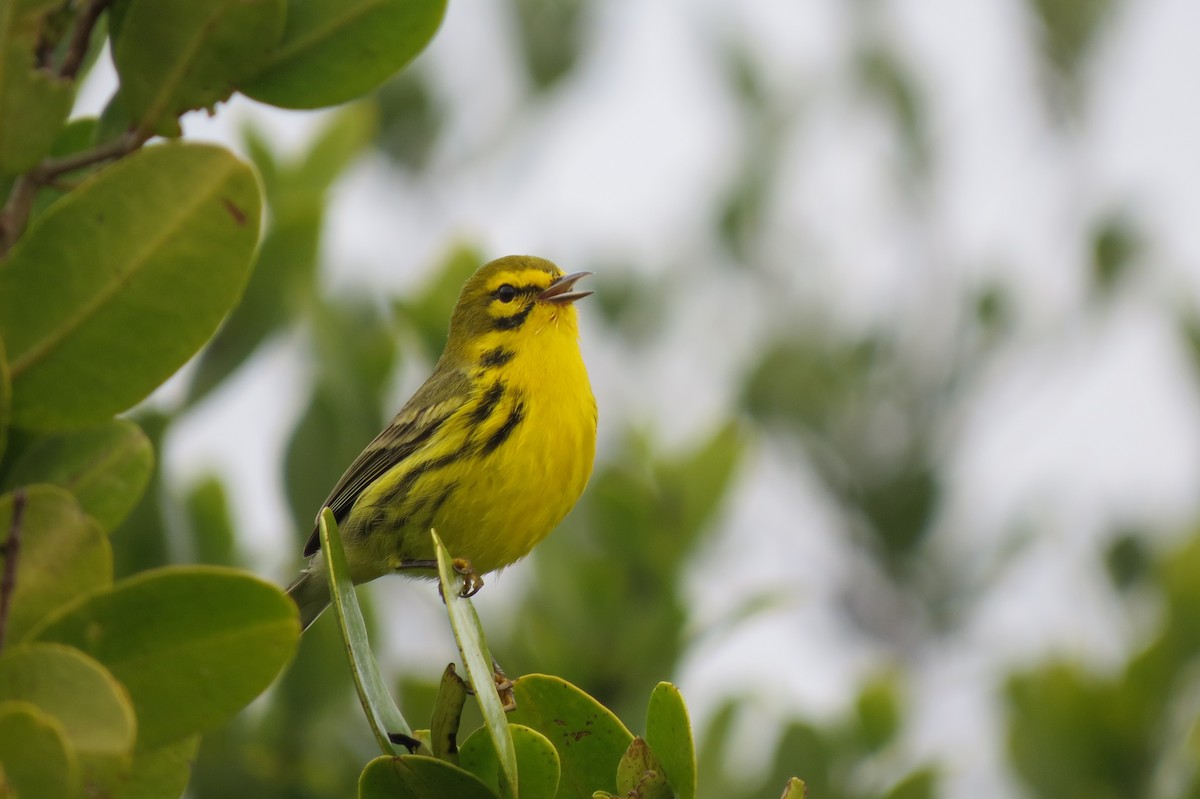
538 271 594 304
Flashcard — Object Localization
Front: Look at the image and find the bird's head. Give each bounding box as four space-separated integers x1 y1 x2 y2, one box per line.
446 255 592 355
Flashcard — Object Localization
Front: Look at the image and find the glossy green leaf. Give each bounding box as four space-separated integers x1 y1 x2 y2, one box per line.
616 738 671 799
513 725 560 799
33 566 298 748
0 2 73 173
0 643 136 793
187 105 374 404
320 508 413 753
431 663 469 762
645 682 696 799
0 143 262 431
0 700 79 799
359 754 497 799
0 486 111 644
112 0 285 133
3 420 153 531
507 674 633 798
459 724 560 799
434 530 517 799
121 734 200 799
779 777 808 799
242 0 447 109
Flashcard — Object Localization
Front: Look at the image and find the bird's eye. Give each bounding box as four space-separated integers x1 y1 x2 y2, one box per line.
496 284 517 303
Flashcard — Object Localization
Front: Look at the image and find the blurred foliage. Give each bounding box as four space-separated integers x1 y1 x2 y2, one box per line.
513 0 587 90
1008 534 1200 798
696 675 933 799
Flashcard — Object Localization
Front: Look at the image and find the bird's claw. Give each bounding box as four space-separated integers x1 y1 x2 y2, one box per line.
453 558 484 598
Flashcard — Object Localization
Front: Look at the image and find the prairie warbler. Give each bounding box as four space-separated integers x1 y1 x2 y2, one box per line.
287 255 596 630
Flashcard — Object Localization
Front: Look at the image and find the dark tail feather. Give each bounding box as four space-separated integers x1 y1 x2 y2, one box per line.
286 569 330 632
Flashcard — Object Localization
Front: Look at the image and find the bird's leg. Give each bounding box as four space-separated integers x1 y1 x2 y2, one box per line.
399 557 483 599
453 558 485 598
492 659 516 712
459 659 517 712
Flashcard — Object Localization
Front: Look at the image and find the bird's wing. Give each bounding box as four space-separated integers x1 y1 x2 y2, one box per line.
302 364 472 556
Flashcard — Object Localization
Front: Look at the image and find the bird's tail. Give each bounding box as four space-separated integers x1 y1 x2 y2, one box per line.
286 568 330 632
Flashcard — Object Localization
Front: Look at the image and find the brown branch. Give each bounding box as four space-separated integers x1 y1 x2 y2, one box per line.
59 0 113 81
0 130 145 254
0 489 27 653
37 128 145 180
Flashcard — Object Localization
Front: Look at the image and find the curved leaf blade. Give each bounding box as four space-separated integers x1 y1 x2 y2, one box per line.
0 485 111 644
0 142 262 430
0 700 79 799
0 3 73 173
3 419 153 531
319 508 413 754
433 530 517 799
0 643 136 793
113 0 285 134
359 754 497 799
242 0 447 109
507 674 633 798
32 566 298 748
645 682 696 799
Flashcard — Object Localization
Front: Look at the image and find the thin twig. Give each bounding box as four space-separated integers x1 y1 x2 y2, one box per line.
37 129 144 180
0 130 145 254
59 0 112 81
0 489 27 653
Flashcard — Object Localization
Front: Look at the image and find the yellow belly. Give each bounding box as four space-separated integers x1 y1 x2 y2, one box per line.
345 326 596 582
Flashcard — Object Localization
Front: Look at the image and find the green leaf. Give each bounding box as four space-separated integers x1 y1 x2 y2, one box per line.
112 0 285 134
0 643 136 794
433 530 517 799
431 663 469 762
507 674 634 799
854 675 901 753
187 105 376 404
242 0 447 109
120 734 200 799
0 485 110 644
645 682 696 799
184 475 238 566
360 754 498 799
779 777 808 799
512 725 560 799
616 738 671 799
459 724 560 799
32 565 298 748
320 508 413 753
2 419 153 531
0 142 262 430
0 3 73 173
0 700 79 799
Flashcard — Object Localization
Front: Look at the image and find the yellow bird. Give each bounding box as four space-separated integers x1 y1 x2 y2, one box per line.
287 255 597 630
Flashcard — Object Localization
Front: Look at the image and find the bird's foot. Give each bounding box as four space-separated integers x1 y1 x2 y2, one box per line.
453 558 485 598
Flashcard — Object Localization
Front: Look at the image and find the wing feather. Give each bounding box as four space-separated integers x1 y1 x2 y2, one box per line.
302 365 472 556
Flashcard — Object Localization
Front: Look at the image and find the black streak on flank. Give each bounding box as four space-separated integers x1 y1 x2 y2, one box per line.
480 347 516 369
493 303 533 330
482 400 525 455
378 448 469 510
470 382 505 425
